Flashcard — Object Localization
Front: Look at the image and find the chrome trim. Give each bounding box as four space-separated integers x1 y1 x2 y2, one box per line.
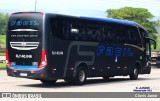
124 43 145 51
10 42 39 50
11 29 38 31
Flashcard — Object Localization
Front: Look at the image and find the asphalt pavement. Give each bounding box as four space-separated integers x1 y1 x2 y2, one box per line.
0 66 160 92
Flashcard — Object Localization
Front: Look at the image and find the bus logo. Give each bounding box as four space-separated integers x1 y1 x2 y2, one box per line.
10 20 39 27
96 46 133 57
22 42 26 47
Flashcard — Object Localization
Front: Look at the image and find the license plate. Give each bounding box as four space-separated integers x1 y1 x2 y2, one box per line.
20 73 28 76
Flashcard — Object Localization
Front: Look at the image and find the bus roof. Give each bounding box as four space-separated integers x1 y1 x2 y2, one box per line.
80 16 142 28
10 12 144 29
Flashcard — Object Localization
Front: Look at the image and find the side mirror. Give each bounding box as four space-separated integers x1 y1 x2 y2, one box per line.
146 37 156 49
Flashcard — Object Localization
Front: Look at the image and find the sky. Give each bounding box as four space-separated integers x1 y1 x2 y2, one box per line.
0 0 160 18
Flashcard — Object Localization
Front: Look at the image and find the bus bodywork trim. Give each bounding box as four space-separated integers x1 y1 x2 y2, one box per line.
63 41 99 77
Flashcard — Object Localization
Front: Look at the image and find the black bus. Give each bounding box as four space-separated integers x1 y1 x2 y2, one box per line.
6 12 156 85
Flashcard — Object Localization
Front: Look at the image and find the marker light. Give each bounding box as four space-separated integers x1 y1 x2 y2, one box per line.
6 49 11 67
40 12 44 15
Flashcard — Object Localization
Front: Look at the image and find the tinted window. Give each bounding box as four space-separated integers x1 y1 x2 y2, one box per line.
54 20 86 41
104 27 116 43
117 30 126 43
8 13 43 42
139 28 148 47
116 27 128 43
62 21 70 39
128 27 142 47
87 25 102 41
139 28 148 37
70 22 86 40
8 13 42 31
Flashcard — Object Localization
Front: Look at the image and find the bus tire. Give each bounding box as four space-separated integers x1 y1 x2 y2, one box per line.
130 67 139 80
40 80 57 85
75 67 87 85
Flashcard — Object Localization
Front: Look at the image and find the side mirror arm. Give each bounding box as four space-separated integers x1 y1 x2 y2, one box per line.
146 37 156 49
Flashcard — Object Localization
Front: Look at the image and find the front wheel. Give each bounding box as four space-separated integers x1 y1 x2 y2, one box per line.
40 80 57 85
130 67 139 80
75 67 87 85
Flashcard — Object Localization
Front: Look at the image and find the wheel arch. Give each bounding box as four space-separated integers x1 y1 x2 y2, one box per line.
135 61 142 73
73 62 89 77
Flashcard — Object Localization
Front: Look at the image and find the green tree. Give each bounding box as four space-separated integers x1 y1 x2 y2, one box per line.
155 20 160 34
0 13 8 35
106 7 159 50
106 7 157 37
154 20 160 50
156 37 160 50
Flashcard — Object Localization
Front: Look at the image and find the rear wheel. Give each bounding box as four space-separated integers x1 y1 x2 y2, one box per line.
75 67 87 85
130 67 139 80
40 80 57 85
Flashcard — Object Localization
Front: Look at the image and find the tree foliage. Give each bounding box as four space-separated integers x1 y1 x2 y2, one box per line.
106 7 160 50
155 20 160 34
0 13 8 35
106 7 157 36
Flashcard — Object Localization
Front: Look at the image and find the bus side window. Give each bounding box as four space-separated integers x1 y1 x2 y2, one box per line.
129 31 136 44
87 25 102 42
117 29 129 43
63 27 70 39
70 25 80 40
70 22 86 41
104 29 109 42
139 28 148 47
139 27 148 38
51 19 66 39
117 30 127 43
62 21 70 39
129 28 142 47
104 28 115 43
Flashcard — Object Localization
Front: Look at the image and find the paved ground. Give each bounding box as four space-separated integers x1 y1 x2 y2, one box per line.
0 56 5 63
0 66 160 92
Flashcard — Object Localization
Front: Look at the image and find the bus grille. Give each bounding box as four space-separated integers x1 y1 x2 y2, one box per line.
10 42 39 50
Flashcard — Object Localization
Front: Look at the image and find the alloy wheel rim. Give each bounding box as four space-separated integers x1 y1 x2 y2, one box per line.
134 68 138 77
79 70 85 82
